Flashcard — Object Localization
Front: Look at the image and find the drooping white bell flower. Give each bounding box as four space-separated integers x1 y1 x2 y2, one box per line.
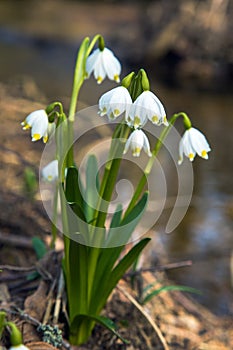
9 345 30 350
178 127 211 164
21 109 49 143
127 91 168 129
99 86 132 120
124 129 152 157
86 47 121 84
41 160 59 181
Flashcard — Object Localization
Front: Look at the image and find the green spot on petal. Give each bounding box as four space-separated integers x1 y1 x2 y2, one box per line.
152 116 159 123
114 109 120 116
134 116 141 127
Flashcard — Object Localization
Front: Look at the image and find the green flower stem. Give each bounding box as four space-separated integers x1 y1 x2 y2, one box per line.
66 37 90 167
50 182 59 249
87 123 130 305
94 123 130 228
91 122 126 226
61 35 104 335
86 34 103 57
66 34 103 168
123 112 187 219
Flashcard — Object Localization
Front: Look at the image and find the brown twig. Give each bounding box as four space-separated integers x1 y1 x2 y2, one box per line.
126 260 192 277
53 269 65 325
42 279 57 325
117 285 170 350
0 265 35 272
0 231 33 249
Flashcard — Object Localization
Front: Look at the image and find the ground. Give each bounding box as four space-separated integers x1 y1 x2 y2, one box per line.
0 80 232 349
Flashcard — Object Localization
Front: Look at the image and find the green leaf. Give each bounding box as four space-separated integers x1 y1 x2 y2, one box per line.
27 237 47 281
65 166 87 228
27 271 39 281
110 204 123 228
105 192 148 248
31 237 47 260
84 155 99 222
65 166 84 206
92 238 150 314
23 167 37 198
70 314 129 345
68 241 88 320
142 285 202 304
89 196 149 313
121 192 148 226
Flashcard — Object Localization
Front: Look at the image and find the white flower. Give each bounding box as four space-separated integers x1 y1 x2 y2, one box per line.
178 127 211 164
9 345 30 350
86 47 121 84
99 86 132 120
21 109 49 143
127 91 168 129
41 160 59 181
124 129 152 157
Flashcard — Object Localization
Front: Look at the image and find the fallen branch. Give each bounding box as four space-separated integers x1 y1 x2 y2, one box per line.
117 284 170 350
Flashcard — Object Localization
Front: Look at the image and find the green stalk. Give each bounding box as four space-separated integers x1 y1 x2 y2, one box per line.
87 123 130 305
66 34 103 167
123 112 186 218
69 318 95 345
94 123 130 227
66 37 90 167
50 182 59 249
62 35 104 339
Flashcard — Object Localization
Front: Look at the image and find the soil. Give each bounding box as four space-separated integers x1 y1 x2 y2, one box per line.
0 80 232 350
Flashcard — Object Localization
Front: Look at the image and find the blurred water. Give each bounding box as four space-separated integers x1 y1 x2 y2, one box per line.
0 25 233 316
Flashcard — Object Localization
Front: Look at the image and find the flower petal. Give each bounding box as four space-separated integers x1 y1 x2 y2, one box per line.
41 160 59 181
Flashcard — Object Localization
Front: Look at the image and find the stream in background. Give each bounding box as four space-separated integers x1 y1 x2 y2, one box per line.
0 2 233 317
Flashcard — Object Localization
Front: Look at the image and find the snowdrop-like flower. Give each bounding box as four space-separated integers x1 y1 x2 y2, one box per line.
41 160 59 181
127 91 168 129
9 345 30 350
86 47 121 84
21 109 49 142
124 129 152 157
178 127 211 164
99 86 132 120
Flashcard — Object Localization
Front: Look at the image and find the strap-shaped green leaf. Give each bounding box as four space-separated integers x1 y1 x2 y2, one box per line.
110 204 123 228
105 192 148 248
121 191 148 226
92 238 150 314
142 285 202 304
89 194 149 312
65 166 84 203
31 237 47 259
84 155 99 222
70 314 129 344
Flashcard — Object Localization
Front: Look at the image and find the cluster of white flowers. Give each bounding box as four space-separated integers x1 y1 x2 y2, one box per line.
94 47 211 162
21 46 211 175
98 86 168 157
